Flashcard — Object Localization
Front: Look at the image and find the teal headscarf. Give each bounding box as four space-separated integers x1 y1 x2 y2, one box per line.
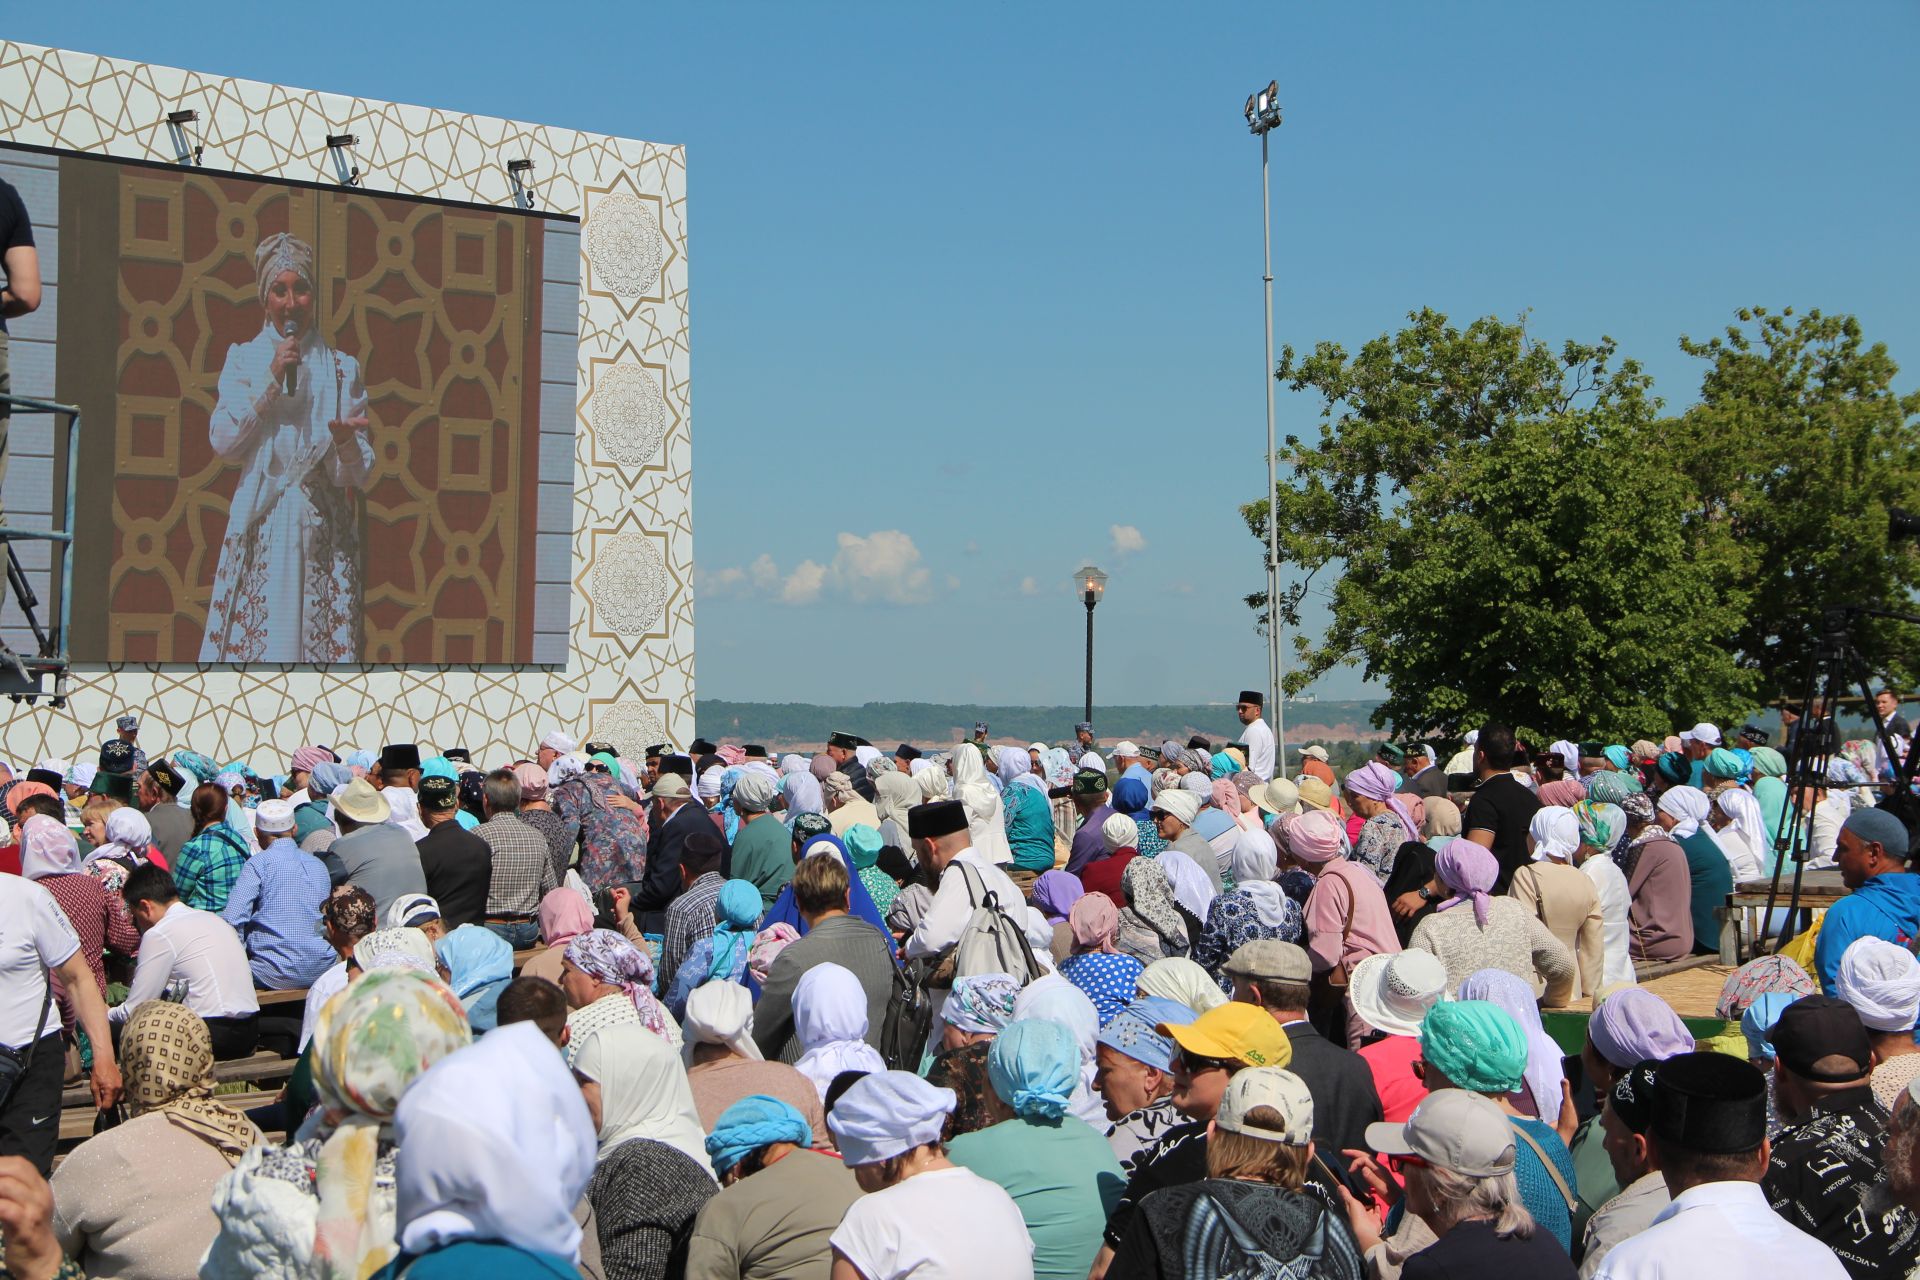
1585 770 1644 805
707 880 765 982
1419 1000 1527 1094
1706 748 1748 783
844 824 884 870
1211 752 1237 780
987 1018 1079 1121
1603 745 1631 771
705 1094 814 1174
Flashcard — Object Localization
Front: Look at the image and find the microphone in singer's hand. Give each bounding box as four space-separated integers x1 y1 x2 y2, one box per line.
282 320 298 396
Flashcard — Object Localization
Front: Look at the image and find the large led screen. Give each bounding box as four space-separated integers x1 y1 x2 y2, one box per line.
40 149 570 664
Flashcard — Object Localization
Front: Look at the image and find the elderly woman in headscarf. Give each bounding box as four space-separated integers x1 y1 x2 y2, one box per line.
1709 786 1768 882
1606 792 1692 968
664 878 763 1018
1570 800 1636 990
1032 870 1086 964
200 231 372 662
946 1019 1126 1280
788 962 887 1101
1058 893 1146 1025
950 742 1014 867
1190 828 1304 995
1278 809 1401 1040
371 1021 600 1278
780 769 824 831
927 971 1023 1139
1134 956 1230 1015
1655 784 1736 957
20 813 139 1034
999 747 1058 882
1508 806 1606 1003
520 885 599 986
680 980 827 1143
1115 856 1192 964
1078 815 1139 907
434 924 515 1034
561 928 683 1064
1341 762 1421 886
1407 841 1576 1000
56 1002 264 1277
871 760 922 850
1009 975 1108 1128
202 970 472 1280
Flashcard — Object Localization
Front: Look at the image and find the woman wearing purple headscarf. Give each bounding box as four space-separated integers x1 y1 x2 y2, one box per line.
1031 870 1085 965
1341 762 1421 887
1407 842 1576 1001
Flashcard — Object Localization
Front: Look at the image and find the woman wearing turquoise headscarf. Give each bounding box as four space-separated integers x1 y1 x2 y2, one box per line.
842 823 901 917
1749 746 1790 853
435 924 515 1033
666 879 762 1018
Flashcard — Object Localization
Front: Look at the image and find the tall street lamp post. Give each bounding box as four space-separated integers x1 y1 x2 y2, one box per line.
1244 79 1287 762
1076 565 1108 726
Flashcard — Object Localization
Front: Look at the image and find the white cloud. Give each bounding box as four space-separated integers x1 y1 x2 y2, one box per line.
701 531 938 608
1019 576 1040 597
1110 524 1147 557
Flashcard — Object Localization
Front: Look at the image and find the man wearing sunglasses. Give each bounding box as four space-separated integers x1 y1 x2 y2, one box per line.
1236 690 1275 782
1089 1003 1292 1280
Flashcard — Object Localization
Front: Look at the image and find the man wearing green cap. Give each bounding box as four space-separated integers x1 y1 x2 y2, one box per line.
1065 769 1114 877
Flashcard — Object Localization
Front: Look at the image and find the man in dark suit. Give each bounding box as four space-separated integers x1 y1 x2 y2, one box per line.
752 852 896 1063
413 776 492 929
634 772 715 919
1224 939 1383 1161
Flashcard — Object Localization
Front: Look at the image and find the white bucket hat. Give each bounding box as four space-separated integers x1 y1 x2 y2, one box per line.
1348 948 1448 1039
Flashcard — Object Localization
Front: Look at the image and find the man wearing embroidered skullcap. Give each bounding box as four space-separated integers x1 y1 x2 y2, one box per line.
1095 1002 1295 1272
135 759 194 861
1814 806 1920 991
1065 768 1115 876
685 1092 860 1277
220 797 336 993
1235 689 1276 782
1581 1061 1669 1276
1834 936 1920 1110
1591 1052 1844 1280
1758 995 1918 1278
827 1070 1036 1279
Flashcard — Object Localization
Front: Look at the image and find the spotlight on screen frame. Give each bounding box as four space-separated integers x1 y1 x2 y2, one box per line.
165 109 203 167
326 133 361 187
507 158 538 211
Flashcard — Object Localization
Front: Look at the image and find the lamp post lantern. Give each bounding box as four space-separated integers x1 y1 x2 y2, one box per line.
1076 565 1108 726
1243 78 1287 763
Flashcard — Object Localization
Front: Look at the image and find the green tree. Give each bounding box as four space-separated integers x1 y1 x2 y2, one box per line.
1676 308 1920 695
1244 309 1758 741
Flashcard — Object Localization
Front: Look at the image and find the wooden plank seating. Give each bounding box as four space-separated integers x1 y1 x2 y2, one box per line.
59 1049 298 1110
58 1090 283 1146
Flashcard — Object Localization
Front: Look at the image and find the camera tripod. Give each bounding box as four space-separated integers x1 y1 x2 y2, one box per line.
1759 604 1920 954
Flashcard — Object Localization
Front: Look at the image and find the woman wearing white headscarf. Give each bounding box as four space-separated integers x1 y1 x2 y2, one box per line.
780 770 824 830
202 232 374 662
951 743 1013 866
1656 784 1737 955
914 759 951 801
789 962 887 1100
1711 787 1767 882
1191 828 1304 995
573 1022 713 1172
1134 957 1230 1014
377 1021 598 1277
1509 807 1606 1003
1010 975 1108 1128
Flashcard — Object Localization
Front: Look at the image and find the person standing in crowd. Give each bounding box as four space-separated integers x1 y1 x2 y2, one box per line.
1590 1052 1846 1280
329 778 428 918
1760 995 1920 1278
638 773 711 916
752 853 895 1063
1236 690 1276 782
1346 1089 1577 1278
828 1071 1037 1280
1833 936 1920 1109
509 761 573 885
414 774 493 929
1456 723 1543 894
728 772 791 910
114 864 261 1059
1815 807 1920 991
1095 996 1199 1173
950 1019 1126 1280
0 165 42 523
475 769 559 949
684 1094 861 1280
136 760 193 861
219 797 335 989
1510 807 1606 1003
1109 1066 1364 1279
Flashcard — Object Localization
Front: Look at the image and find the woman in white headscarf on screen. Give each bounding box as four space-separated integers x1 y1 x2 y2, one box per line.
201 231 374 663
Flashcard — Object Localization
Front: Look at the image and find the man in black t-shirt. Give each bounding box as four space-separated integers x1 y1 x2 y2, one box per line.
0 175 44 524
1459 722 1540 893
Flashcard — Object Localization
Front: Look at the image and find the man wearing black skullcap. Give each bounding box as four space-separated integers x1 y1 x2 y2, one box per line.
136 761 194 861
1235 688 1274 781
1589 1052 1845 1280
901 799 1023 971
1761 996 1919 1279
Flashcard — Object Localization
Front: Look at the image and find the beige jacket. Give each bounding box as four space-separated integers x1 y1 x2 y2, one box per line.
1509 861 1606 1004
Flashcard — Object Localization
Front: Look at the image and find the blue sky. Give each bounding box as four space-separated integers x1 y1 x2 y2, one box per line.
17 3 1918 706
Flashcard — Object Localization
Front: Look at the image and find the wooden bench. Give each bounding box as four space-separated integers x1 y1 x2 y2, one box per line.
58 1090 283 1146
59 1049 299 1110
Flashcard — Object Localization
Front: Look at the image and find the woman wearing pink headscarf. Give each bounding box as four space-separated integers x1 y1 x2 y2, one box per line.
1341 763 1421 888
518 886 601 986
1058 894 1144 1026
1283 810 1400 1045
1407 841 1576 1002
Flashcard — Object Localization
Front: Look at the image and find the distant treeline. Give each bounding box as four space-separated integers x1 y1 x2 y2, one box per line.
694 700 1392 752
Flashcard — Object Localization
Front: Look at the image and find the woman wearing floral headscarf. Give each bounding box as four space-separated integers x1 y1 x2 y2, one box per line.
927 971 1023 1139
56 1003 263 1277
1115 857 1192 964
561 928 683 1064
1190 828 1305 996
202 969 472 1280
1341 762 1421 886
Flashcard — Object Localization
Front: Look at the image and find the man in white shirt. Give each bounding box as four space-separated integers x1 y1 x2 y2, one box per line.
904 799 1024 961
1592 1051 1846 1280
0 873 121 1173
1236 688 1275 782
116 864 262 1061
373 742 429 841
